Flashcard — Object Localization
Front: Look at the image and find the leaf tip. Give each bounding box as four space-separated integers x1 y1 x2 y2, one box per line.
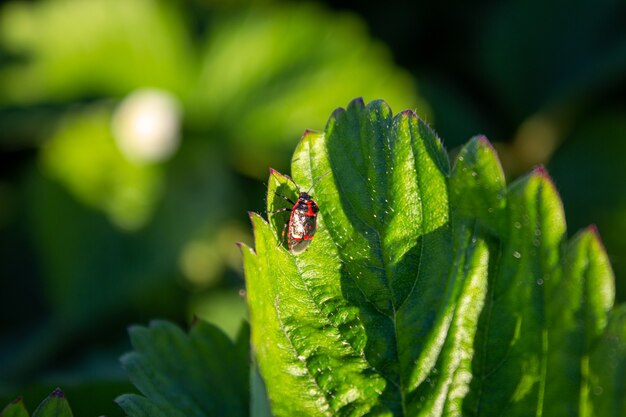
460 135 505 182
586 223 599 236
476 134 494 148
237 240 256 256
247 211 268 235
119 351 137 367
327 99 368 128
348 97 365 108
464 134 494 154
50 387 65 398
399 108 417 118
584 224 609 253
328 106 347 126
267 168 288 183
366 98 393 116
236 240 252 253
113 394 126 405
531 164 563 198
533 164 548 176
299 129 323 146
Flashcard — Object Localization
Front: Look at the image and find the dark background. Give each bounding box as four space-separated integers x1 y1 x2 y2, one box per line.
1 0 625 415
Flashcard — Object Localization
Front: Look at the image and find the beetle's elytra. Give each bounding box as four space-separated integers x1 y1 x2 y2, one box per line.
269 169 328 254
286 191 319 254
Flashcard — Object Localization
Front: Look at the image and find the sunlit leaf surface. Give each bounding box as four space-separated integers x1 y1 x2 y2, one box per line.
242 99 624 416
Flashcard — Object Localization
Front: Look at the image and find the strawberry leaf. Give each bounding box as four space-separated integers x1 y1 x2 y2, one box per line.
242 98 625 416
116 320 249 417
1 397 30 417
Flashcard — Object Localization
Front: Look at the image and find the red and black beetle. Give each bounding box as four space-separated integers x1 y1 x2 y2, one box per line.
269 169 329 254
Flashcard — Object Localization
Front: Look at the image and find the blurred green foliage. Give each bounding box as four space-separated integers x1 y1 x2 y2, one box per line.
1 0 625 415
42 107 163 229
0 0 422 414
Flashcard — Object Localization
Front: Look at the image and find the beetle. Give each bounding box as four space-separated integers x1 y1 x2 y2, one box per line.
269 169 329 254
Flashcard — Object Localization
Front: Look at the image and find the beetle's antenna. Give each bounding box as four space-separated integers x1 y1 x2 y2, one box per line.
284 175 301 194
307 171 331 194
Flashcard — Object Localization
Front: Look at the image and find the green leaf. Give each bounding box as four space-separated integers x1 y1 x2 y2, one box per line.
544 227 615 416
1 390 77 417
192 3 427 175
0 0 193 102
589 305 626 416
1 397 30 417
465 167 567 416
0 0 425 178
40 106 163 230
116 320 249 417
1 389 79 417
242 98 625 416
31 389 73 417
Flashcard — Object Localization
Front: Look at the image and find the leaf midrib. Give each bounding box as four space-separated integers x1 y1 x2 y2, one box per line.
317 122 429 416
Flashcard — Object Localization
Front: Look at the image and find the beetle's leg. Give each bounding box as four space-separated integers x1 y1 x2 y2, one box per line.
282 222 289 246
268 206 290 249
272 191 295 205
275 221 289 248
269 207 291 215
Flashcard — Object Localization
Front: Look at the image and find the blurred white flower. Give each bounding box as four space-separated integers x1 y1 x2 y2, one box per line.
112 88 181 164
